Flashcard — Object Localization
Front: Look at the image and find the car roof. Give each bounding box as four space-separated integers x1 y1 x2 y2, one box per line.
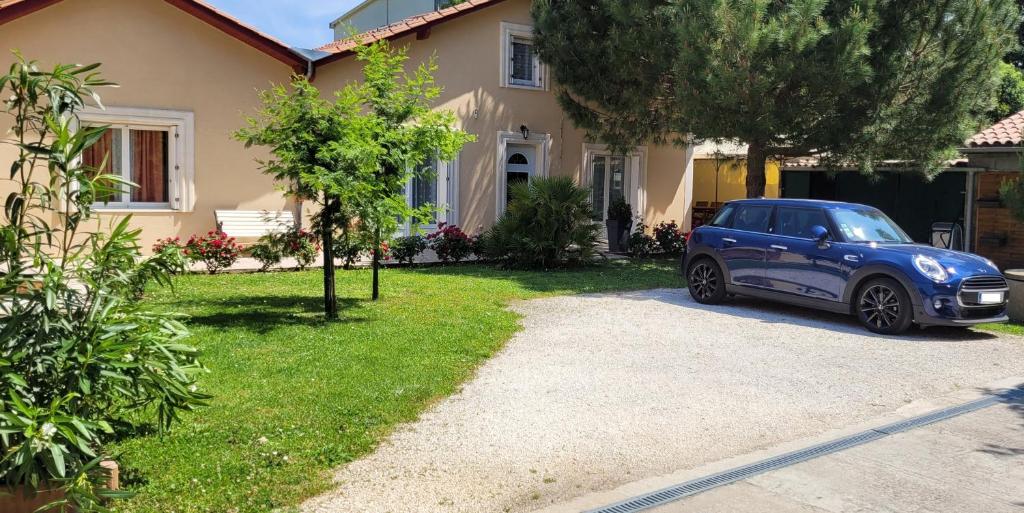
724 198 871 210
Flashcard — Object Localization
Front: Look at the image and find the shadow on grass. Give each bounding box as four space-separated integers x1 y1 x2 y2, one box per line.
406 259 682 295
186 295 367 334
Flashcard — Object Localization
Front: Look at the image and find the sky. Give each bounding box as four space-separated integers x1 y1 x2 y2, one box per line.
206 0 364 49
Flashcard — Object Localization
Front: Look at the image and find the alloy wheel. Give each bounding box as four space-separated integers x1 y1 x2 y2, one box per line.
859 284 901 329
690 263 718 300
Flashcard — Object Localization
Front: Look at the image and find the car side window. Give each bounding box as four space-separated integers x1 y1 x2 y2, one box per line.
708 204 736 227
731 205 773 233
774 207 830 239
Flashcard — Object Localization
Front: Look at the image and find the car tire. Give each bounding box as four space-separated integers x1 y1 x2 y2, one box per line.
687 258 727 305
855 277 914 335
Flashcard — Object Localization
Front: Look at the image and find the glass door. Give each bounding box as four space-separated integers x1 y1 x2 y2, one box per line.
591 155 629 221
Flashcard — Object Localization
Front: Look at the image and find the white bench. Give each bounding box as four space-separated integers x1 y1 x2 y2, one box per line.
215 210 296 240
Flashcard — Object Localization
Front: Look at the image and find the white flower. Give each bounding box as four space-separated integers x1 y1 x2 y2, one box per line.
188 385 198 393
40 422 56 440
122 353 135 363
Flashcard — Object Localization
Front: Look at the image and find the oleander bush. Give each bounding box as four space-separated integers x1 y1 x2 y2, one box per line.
0 54 208 511
427 223 473 264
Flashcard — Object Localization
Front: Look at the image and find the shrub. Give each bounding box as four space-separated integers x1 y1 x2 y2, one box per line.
391 234 428 264
280 228 320 270
186 231 241 274
469 233 487 261
653 220 686 255
1 54 207 510
428 223 473 263
153 237 184 256
1000 177 1024 222
628 224 658 258
607 197 633 223
483 177 599 268
249 239 283 272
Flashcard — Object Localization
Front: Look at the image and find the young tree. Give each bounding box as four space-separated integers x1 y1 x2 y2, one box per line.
533 0 1019 198
238 41 471 312
344 41 473 300
237 78 372 319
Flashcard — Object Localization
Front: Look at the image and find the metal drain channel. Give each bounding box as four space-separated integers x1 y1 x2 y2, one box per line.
585 387 1024 513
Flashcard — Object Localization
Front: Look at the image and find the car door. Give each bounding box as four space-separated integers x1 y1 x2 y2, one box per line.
719 204 774 288
764 206 847 301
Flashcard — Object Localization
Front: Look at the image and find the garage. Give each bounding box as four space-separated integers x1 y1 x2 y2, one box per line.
780 166 975 248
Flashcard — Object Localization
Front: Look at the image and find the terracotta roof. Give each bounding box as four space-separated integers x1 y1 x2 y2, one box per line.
316 0 508 63
966 110 1024 148
0 0 309 70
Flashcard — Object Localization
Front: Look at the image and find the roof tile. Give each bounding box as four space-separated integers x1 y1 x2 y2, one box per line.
967 110 1024 148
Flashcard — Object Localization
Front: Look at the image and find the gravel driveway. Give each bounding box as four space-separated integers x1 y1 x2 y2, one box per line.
302 289 1024 513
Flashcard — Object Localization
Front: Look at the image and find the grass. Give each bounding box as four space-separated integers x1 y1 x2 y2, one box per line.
977 321 1024 336
112 260 683 513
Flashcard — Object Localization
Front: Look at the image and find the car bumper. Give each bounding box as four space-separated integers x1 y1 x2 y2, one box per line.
915 310 1009 327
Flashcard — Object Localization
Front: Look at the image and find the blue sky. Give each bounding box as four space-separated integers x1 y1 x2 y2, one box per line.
207 0 363 49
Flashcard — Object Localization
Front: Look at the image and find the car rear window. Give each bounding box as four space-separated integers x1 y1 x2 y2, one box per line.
731 205 773 233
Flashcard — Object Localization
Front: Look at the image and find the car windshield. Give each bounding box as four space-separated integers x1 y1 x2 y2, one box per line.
829 207 912 243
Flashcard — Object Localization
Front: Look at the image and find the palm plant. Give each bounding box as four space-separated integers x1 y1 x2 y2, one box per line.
484 176 599 268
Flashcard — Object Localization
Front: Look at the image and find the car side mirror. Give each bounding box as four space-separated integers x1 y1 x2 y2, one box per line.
811 225 830 248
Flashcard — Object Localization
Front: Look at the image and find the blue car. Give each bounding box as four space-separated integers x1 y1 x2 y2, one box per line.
683 199 1009 334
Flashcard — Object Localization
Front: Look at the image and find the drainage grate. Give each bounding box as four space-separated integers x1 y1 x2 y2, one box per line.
585 387 1024 513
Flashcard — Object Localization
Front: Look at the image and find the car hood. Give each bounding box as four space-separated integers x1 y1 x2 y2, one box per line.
874 244 999 275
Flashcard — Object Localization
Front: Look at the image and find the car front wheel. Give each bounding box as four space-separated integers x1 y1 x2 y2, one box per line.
688 258 727 305
856 277 913 335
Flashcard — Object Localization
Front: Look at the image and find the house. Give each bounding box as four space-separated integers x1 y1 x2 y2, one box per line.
315 0 695 236
0 0 699 251
0 0 306 249
331 0 453 35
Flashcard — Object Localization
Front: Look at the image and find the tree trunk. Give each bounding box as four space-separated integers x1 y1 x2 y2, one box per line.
745 142 768 198
322 198 338 320
372 225 381 301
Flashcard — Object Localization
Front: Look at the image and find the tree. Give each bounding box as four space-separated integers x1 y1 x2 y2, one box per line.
237 77 371 319
989 61 1024 122
533 0 1019 198
344 41 473 300
238 41 471 313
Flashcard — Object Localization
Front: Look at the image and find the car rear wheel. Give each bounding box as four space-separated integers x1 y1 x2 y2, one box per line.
688 258 727 305
856 277 913 335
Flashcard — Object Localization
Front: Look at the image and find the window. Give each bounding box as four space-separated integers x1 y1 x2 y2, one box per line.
709 204 736 227
79 108 194 211
829 207 912 243
774 207 830 239
501 22 544 89
411 158 439 225
731 205 773 233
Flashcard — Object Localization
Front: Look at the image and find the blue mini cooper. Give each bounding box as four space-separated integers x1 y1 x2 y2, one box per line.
683 199 1009 334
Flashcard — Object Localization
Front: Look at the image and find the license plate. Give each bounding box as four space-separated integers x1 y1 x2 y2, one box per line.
979 292 1004 304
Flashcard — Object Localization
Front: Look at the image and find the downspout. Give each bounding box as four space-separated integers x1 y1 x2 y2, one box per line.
293 55 316 230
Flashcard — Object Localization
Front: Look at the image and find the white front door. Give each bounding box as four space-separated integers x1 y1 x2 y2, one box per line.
503 143 537 208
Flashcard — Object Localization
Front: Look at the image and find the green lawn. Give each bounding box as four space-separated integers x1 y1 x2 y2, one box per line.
977 321 1024 336
112 260 683 513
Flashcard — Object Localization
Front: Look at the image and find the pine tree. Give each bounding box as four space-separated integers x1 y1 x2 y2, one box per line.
533 0 1019 197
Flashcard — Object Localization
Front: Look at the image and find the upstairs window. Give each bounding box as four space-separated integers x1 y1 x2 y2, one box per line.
79 108 195 211
501 22 544 89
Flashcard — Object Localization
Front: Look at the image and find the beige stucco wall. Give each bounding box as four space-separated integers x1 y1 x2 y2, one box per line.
315 0 693 234
0 0 295 251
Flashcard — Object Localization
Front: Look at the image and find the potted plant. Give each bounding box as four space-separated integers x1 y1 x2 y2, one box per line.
605 198 633 253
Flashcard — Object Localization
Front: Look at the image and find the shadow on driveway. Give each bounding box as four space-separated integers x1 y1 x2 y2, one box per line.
607 288 1000 342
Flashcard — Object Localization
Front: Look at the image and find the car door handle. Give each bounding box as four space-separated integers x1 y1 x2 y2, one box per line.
844 254 860 263
770 244 788 251
722 238 737 244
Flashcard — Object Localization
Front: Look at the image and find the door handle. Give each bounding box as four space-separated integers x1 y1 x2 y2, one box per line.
770 244 788 251
722 238 737 244
844 254 860 263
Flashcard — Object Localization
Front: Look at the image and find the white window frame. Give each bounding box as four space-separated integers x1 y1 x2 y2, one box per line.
583 143 648 223
500 22 547 90
401 154 460 235
79 107 195 212
496 130 552 220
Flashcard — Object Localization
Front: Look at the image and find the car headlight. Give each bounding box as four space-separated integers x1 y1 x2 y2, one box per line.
913 254 949 282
